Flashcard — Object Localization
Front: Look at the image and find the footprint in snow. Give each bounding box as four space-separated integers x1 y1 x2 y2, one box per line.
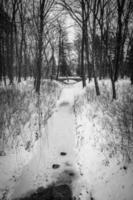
60 152 67 156
52 164 60 169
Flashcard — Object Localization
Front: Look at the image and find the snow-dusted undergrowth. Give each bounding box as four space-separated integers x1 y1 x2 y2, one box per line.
0 79 62 153
74 79 133 163
0 78 133 200
0 79 63 200
73 79 133 200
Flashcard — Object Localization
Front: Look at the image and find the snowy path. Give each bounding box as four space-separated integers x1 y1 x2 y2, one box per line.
11 87 78 199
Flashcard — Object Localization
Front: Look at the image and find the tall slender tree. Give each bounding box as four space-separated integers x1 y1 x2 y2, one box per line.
35 0 55 93
91 0 100 95
114 0 126 82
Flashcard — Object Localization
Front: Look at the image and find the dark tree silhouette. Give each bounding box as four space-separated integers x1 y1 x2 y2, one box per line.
126 40 133 85
81 0 86 87
0 3 11 85
114 0 126 82
91 0 100 96
35 0 55 93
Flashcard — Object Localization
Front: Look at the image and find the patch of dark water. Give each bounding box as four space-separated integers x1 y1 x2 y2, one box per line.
14 184 72 200
52 164 60 169
60 152 67 156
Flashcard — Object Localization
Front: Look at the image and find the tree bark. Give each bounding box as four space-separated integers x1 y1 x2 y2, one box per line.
81 0 86 88
114 0 126 82
84 20 91 82
109 56 116 99
24 39 27 80
92 0 100 96
35 0 45 93
9 24 14 84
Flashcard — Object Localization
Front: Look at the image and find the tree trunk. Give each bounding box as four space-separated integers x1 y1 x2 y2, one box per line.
14 23 19 78
94 61 100 96
3 37 6 86
18 2 25 83
131 72 133 85
56 64 60 80
111 78 116 99
114 0 126 82
35 0 45 93
84 20 91 82
9 2 18 84
36 29 43 93
99 27 103 79
24 39 27 80
92 0 100 96
56 32 61 80
18 37 23 82
110 58 117 99
81 0 86 88
81 31 86 87
9 25 14 84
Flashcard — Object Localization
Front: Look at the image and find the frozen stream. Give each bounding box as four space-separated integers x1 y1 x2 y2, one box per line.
11 87 78 199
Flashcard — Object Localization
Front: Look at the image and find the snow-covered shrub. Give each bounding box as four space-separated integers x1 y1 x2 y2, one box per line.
109 84 133 161
0 80 62 152
0 87 29 144
74 79 133 162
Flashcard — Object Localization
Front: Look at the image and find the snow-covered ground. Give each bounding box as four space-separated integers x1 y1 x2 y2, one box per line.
0 78 133 200
11 86 77 199
73 79 133 200
0 79 62 199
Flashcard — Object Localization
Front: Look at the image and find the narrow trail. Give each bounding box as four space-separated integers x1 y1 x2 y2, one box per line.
11 87 79 199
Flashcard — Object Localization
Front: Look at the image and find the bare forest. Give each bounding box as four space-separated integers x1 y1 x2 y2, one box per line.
0 1 133 200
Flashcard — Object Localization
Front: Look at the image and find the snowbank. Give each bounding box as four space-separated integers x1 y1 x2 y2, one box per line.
74 79 133 200
0 79 62 199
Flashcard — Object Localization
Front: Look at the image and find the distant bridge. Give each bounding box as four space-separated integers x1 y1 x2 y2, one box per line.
56 76 82 84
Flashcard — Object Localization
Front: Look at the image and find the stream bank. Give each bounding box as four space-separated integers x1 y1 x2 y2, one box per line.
11 87 81 200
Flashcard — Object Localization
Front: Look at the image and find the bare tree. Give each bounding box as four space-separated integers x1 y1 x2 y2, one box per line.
81 0 86 87
91 0 100 95
0 2 11 85
9 0 20 84
35 0 55 93
18 0 25 82
119 0 132 78
96 0 108 79
114 0 126 82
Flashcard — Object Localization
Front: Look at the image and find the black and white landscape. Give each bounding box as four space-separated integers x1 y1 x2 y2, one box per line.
0 1 133 200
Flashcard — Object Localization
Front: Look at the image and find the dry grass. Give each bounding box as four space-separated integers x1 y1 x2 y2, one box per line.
0 80 62 152
74 79 133 163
